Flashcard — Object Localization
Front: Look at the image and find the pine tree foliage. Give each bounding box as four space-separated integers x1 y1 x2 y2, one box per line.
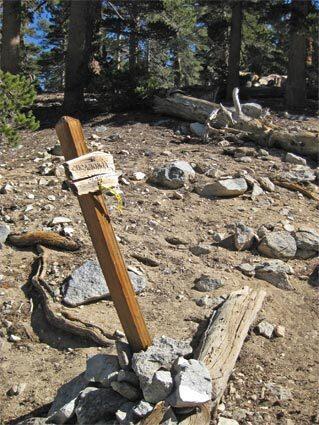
0 71 39 144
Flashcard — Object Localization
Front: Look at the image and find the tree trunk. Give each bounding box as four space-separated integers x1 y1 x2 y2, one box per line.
1 0 21 74
226 1 243 100
285 0 308 110
63 0 101 114
129 29 138 73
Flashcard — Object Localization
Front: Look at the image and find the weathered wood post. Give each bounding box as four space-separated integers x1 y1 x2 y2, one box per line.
55 116 152 352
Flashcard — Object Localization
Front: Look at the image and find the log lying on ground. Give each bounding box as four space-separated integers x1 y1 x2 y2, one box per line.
153 92 319 159
195 286 266 416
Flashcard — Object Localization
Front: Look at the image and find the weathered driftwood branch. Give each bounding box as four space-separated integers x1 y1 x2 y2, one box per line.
195 286 266 416
153 92 319 159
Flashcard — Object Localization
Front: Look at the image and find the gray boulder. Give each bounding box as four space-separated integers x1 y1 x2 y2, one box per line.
202 178 247 198
234 223 256 251
47 373 88 424
258 231 297 259
75 387 125 425
255 260 294 290
149 161 195 189
280 168 316 183
111 381 141 401
117 370 139 387
62 260 147 307
169 357 212 407
294 228 319 259
237 263 256 277
85 354 119 386
194 275 223 292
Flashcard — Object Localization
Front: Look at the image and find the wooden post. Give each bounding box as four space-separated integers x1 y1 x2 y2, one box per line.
55 116 152 352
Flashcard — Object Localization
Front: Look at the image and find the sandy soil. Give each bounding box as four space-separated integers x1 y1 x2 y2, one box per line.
0 110 318 425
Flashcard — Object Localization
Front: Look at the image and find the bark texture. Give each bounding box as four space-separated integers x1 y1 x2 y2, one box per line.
1 0 21 74
226 1 243 100
285 0 308 110
63 0 101 114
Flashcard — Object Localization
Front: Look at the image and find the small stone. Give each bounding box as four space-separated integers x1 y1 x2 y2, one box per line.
274 325 285 338
0 182 14 194
95 125 107 132
210 231 225 243
265 382 292 401
194 275 223 292
190 122 205 137
132 172 146 181
237 263 255 277
7 383 27 396
49 144 63 156
195 295 224 307
111 381 141 401
202 178 247 198
258 231 297 259
47 373 88 423
75 387 125 425
255 260 294 290
47 195 56 201
8 334 21 342
85 354 119 386
172 191 184 200
242 102 263 118
285 152 307 166
132 400 154 418
149 161 195 189
251 183 264 200
169 357 212 407
117 370 139 387
115 401 136 424
256 320 274 339
165 236 188 246
63 226 74 237
143 370 173 404
189 244 211 256
116 340 132 371
234 223 256 251
27 193 35 199
218 418 239 425
0 223 10 244
294 228 319 259
49 216 72 226
258 177 275 192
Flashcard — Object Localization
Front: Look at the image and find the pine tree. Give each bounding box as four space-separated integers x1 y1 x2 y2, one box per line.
0 70 39 144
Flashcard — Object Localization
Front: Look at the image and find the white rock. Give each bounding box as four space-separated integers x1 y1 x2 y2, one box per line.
8 334 21 342
133 400 154 418
256 320 274 339
218 418 239 425
143 370 173 404
202 178 247 198
169 358 212 407
132 172 146 181
50 216 72 226
85 354 119 386
285 152 307 166
251 183 264 200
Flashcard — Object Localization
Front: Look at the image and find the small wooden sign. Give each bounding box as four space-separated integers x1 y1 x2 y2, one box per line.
70 172 119 196
64 152 115 180
64 151 118 196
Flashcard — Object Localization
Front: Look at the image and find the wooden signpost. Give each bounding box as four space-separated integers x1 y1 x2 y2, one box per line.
55 116 152 352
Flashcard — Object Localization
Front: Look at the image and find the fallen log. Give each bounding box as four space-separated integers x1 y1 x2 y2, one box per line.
153 92 319 159
195 286 266 416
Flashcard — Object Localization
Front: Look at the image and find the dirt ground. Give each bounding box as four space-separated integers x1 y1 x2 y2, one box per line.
0 108 318 425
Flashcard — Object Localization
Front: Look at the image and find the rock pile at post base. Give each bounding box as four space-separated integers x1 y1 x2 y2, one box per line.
42 336 212 425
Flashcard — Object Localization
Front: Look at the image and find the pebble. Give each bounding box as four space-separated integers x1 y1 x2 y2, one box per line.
202 178 247 198
194 275 223 292
132 172 146 181
8 383 27 396
49 216 72 226
274 325 285 338
258 177 275 192
256 320 275 339
285 152 307 166
47 195 56 201
8 334 21 342
132 400 154 418
0 223 10 244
